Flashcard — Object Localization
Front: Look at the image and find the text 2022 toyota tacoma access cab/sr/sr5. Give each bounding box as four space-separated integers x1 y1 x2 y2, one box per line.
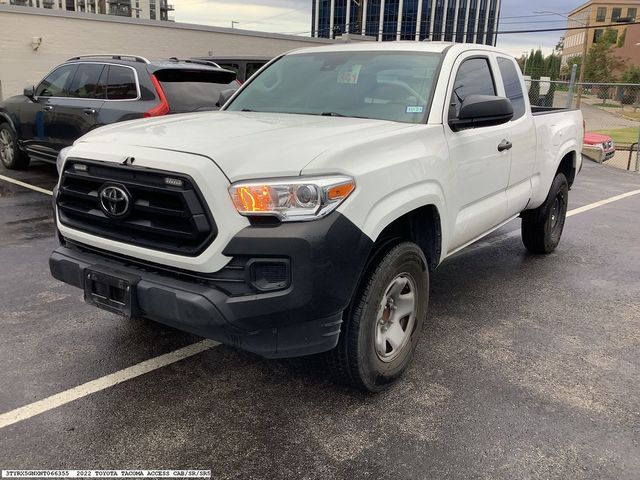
49 43 583 391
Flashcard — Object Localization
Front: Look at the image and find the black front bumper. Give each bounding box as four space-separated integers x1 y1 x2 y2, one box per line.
50 213 373 358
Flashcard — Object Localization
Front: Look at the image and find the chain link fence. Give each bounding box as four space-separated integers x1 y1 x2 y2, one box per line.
527 77 640 173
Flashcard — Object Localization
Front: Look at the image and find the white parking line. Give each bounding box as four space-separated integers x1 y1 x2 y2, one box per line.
0 340 219 430
566 189 640 217
0 174 53 196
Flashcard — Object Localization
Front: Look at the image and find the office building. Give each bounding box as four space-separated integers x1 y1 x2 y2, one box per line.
562 0 639 65
2 0 173 20
312 0 501 45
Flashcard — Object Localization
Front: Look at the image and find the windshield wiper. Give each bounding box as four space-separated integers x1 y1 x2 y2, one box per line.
240 108 255 112
320 111 347 117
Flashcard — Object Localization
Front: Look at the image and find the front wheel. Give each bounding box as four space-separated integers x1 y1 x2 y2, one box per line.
325 242 429 392
521 172 569 254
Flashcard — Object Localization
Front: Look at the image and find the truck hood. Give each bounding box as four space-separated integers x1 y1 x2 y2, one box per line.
77 111 414 181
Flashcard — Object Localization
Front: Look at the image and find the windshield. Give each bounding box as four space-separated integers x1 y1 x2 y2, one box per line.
226 51 442 123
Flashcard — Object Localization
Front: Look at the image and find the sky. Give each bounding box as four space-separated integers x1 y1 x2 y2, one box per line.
172 0 582 58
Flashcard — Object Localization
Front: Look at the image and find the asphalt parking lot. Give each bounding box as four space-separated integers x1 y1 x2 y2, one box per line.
0 160 639 479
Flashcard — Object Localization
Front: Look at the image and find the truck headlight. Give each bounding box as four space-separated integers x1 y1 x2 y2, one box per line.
229 175 355 221
56 146 72 174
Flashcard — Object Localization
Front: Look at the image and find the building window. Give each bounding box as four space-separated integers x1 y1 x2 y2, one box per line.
475 0 488 44
366 0 381 37
485 0 498 45
431 0 444 41
596 7 606 22
382 0 400 40
333 0 346 37
401 0 419 40
612 7 622 22
444 0 456 41
466 0 478 43
318 0 329 37
628 7 637 20
593 28 603 43
419 0 432 41
348 0 359 33
455 0 467 43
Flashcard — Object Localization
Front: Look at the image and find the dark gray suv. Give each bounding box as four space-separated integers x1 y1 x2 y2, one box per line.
0 54 237 169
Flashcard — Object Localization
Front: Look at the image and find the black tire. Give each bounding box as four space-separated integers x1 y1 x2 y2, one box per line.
325 242 429 392
521 172 569 254
0 123 29 170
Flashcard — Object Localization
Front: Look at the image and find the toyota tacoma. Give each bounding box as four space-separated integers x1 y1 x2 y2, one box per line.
49 42 583 391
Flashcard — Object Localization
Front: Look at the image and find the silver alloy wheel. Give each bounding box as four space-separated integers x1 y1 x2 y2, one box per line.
0 129 14 164
374 273 418 363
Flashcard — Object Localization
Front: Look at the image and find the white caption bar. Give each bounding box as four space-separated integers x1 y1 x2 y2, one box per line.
1 471 211 478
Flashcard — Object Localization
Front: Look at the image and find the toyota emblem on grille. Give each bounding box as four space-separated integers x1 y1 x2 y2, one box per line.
99 184 131 218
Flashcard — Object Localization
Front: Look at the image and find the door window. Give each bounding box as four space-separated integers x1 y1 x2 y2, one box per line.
35 65 77 97
68 63 106 99
497 57 525 120
449 57 496 120
105 65 138 100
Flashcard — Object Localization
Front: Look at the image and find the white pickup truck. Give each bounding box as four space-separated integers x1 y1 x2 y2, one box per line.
50 42 583 391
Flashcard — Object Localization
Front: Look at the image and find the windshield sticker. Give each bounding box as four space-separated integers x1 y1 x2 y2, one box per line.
337 65 362 84
406 106 424 114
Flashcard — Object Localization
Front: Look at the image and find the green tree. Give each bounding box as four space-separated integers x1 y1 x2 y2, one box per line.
584 28 624 83
584 28 624 103
621 66 640 107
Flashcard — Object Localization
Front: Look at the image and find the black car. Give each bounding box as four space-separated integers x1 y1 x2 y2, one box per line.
0 54 237 169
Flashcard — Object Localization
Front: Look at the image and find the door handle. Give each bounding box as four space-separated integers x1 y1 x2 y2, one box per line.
43 105 53 112
497 140 513 152
83 108 96 115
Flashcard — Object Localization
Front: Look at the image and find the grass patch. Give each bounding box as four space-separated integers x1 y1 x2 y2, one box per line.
621 111 640 120
594 127 640 145
595 102 623 108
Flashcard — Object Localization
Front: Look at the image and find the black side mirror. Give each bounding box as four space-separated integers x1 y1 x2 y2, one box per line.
23 85 35 99
216 88 236 107
450 94 513 131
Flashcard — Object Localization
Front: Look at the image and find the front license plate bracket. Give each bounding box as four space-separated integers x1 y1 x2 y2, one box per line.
83 265 140 318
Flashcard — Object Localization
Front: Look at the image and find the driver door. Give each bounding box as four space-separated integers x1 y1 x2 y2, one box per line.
19 64 77 162
443 53 512 251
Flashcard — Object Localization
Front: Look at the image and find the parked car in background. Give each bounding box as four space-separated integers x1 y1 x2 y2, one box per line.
191 56 271 82
0 54 237 170
583 132 616 163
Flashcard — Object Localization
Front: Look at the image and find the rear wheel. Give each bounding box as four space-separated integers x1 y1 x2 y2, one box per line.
521 172 568 254
325 242 429 392
0 123 29 170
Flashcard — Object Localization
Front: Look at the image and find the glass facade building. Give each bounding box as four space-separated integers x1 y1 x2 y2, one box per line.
312 0 501 45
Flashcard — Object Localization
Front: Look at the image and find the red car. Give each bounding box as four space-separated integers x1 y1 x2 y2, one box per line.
583 132 615 162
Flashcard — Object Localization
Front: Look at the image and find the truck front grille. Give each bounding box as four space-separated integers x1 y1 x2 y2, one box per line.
57 160 217 256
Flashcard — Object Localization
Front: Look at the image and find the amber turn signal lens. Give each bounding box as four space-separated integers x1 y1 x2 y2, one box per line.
326 181 355 201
